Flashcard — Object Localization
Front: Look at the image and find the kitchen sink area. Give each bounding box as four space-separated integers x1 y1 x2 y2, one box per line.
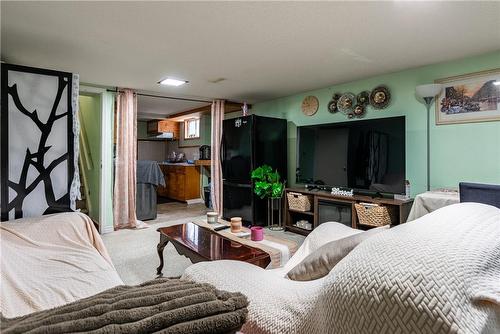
136 106 212 220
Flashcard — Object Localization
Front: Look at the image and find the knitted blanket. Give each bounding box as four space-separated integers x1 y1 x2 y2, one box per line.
1 278 248 334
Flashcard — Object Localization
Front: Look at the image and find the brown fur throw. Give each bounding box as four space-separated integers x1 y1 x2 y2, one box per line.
1 278 248 334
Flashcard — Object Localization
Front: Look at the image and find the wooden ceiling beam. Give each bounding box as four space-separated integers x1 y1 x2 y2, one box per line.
166 100 251 120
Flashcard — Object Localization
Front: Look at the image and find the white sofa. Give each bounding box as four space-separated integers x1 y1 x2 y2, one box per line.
183 203 500 334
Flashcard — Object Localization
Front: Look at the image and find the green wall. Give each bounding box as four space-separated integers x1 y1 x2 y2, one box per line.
79 94 101 222
251 51 500 196
137 121 149 139
78 88 114 233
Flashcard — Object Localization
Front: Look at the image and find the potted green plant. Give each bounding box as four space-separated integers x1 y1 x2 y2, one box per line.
251 165 285 230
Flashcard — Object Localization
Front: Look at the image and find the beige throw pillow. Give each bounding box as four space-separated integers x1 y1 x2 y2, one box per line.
287 225 389 281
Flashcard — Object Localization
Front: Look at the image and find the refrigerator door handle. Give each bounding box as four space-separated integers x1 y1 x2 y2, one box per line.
223 181 252 188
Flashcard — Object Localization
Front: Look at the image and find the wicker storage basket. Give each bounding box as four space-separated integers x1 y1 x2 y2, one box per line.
354 203 396 227
287 192 312 212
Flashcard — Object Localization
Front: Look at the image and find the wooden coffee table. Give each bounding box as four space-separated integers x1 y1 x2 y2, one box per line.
156 222 271 275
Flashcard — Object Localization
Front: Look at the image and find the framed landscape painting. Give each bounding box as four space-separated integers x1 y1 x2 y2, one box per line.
435 69 500 125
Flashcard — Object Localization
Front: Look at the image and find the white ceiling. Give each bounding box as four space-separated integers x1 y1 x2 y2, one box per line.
136 95 208 120
2 1 500 117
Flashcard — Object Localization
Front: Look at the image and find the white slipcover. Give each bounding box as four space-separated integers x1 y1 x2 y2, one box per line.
183 203 500 333
1 213 123 317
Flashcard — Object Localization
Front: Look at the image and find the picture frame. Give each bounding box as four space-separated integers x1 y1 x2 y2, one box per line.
435 68 500 125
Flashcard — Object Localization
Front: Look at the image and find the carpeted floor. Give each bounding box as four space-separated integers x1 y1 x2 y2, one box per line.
102 202 305 285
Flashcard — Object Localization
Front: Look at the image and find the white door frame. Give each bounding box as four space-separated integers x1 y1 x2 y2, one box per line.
79 85 114 234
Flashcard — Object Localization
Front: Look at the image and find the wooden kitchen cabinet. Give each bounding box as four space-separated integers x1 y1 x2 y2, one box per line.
157 164 200 202
147 120 180 139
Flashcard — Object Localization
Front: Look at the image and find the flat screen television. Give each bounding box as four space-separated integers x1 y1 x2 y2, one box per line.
296 116 405 194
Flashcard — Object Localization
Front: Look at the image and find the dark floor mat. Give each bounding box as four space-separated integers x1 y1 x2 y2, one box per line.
157 196 175 204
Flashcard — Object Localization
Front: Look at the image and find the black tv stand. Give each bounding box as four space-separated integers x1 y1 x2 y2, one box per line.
305 184 330 192
353 189 381 198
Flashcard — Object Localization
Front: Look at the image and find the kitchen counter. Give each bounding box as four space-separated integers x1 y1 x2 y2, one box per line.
194 160 211 167
157 163 200 202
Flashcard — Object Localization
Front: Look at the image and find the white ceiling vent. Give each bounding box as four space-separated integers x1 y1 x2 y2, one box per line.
208 78 227 84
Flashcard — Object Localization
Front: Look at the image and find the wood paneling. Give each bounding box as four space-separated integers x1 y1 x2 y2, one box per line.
166 101 251 120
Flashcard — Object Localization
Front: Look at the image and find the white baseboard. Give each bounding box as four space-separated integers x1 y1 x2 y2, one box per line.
186 198 204 205
100 224 114 234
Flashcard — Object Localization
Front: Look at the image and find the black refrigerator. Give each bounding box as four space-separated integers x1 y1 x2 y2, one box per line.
222 115 287 226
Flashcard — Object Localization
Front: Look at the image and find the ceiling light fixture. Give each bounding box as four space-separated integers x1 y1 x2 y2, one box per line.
159 78 188 87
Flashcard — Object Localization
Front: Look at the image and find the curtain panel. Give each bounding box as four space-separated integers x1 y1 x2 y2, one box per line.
113 89 138 229
210 100 225 216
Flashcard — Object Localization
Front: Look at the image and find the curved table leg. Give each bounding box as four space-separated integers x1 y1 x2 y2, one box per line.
156 233 169 276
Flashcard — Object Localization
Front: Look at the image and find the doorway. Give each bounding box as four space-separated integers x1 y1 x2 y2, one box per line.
78 93 101 223
79 86 114 233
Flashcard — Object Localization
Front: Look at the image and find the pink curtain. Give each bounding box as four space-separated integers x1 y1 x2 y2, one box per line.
211 100 225 216
113 89 138 229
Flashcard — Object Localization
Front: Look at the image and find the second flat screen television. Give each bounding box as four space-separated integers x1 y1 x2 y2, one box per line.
297 116 405 194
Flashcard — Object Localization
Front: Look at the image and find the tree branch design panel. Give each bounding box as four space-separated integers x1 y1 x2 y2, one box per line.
1 64 78 221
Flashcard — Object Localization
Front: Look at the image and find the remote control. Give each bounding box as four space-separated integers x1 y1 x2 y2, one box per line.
214 225 230 231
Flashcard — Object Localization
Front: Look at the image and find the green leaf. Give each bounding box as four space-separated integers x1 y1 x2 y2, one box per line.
251 165 284 199
251 167 264 180
271 183 284 198
268 170 280 183
254 181 271 199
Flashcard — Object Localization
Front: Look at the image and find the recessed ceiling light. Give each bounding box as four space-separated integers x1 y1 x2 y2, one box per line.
159 78 188 87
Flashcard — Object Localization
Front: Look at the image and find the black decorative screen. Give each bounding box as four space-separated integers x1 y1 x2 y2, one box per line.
1 64 77 221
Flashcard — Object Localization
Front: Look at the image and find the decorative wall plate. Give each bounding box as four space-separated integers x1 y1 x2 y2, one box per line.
337 93 355 114
301 95 319 116
370 86 391 109
356 91 370 106
327 93 341 113
353 104 365 117
327 100 338 113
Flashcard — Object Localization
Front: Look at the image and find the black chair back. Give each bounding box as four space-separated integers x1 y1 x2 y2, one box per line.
459 182 500 209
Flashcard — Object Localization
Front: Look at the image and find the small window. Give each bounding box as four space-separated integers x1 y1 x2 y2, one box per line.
184 118 200 139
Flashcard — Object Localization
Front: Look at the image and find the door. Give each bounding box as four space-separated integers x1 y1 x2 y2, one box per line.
253 116 287 226
254 116 287 181
79 86 114 234
223 182 253 224
222 116 253 184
